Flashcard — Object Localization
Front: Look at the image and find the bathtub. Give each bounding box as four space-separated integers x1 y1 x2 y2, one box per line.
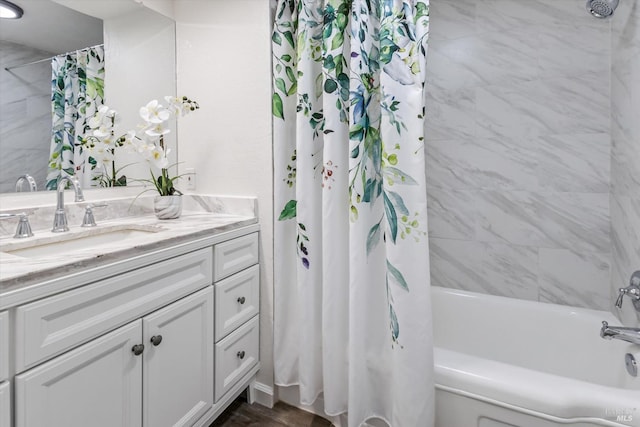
432 286 640 427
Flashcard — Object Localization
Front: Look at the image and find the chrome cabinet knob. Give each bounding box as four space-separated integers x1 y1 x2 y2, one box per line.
237 350 245 360
150 335 163 346
237 296 246 305
132 344 145 356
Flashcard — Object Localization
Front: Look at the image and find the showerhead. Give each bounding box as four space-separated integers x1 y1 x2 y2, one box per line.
586 0 619 18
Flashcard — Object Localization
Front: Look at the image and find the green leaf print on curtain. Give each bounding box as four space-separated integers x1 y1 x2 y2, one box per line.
47 45 105 190
273 1 434 426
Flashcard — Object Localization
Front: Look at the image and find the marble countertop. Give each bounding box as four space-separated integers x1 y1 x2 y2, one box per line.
0 194 258 299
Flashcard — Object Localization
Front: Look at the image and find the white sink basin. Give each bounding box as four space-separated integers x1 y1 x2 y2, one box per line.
0 225 165 259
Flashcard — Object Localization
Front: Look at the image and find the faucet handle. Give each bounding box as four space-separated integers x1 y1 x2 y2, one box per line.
631 271 640 288
81 204 107 227
616 271 640 310
0 211 35 238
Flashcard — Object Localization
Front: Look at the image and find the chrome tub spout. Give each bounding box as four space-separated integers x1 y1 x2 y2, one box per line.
601 321 640 345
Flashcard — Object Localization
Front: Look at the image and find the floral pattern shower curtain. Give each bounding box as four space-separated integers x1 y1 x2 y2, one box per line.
46 46 105 190
273 1 434 426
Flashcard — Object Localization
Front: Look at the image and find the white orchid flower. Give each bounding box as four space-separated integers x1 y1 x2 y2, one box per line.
140 100 170 124
144 122 171 138
123 130 136 144
147 145 169 169
92 125 112 139
88 105 110 129
88 141 114 169
164 96 183 116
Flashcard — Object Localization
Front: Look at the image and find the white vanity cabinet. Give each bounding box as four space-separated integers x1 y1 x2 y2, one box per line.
2 226 261 427
14 281 214 427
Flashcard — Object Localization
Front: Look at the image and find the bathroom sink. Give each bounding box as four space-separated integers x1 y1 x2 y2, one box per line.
0 224 166 259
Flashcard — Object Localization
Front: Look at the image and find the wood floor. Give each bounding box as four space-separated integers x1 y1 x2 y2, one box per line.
210 397 332 427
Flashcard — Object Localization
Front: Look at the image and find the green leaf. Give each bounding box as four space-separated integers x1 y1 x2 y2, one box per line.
315 73 324 98
115 175 127 186
281 54 292 62
384 167 418 185
336 13 348 31
283 31 295 49
416 2 429 19
387 260 409 291
349 125 364 142
285 66 296 84
278 199 297 220
324 54 335 70
331 31 344 50
287 82 298 96
275 78 287 94
366 223 381 255
389 304 399 341
273 93 284 119
383 192 398 243
350 145 360 158
362 178 376 203
387 190 409 216
324 79 338 93
272 32 282 45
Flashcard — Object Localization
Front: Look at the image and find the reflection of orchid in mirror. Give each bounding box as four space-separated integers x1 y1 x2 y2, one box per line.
82 106 135 187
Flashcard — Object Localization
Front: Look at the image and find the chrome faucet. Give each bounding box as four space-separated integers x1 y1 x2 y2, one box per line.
52 176 85 232
601 321 640 345
616 271 640 311
15 174 37 192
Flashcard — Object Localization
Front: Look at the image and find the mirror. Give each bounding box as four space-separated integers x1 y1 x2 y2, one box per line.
0 0 176 193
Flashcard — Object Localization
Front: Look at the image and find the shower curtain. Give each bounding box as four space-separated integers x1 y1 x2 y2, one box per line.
273 1 433 426
46 45 105 190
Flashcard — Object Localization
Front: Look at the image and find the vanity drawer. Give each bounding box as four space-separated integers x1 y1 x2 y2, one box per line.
214 315 259 401
213 233 259 281
0 311 8 382
15 248 212 373
0 381 10 427
215 265 259 341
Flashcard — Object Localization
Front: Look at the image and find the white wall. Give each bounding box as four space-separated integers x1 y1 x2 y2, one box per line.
104 6 177 184
425 0 613 310
174 0 274 395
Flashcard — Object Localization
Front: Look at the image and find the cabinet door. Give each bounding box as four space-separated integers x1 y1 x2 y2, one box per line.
15 320 142 427
0 311 8 381
0 381 10 427
142 287 214 427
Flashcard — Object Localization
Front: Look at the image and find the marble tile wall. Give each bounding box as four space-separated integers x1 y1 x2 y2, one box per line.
610 0 640 324
0 40 53 193
425 0 613 310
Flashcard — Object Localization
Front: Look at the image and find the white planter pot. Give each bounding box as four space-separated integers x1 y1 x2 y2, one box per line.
153 195 182 220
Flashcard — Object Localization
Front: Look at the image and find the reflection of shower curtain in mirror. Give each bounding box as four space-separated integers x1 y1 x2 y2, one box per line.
46 46 105 190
